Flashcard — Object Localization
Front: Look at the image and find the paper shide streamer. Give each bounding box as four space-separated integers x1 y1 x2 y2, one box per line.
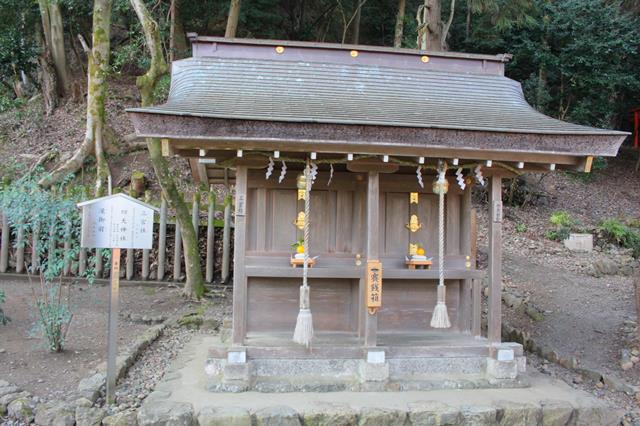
456 167 465 190
416 166 424 188
265 157 275 180
474 165 485 186
279 161 287 183
327 164 334 186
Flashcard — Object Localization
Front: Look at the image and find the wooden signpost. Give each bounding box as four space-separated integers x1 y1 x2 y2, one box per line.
77 194 158 404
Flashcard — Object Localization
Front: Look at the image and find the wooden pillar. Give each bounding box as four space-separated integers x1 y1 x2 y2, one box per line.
205 187 216 283
221 195 232 283
459 186 472 332
0 211 9 273
232 166 248 346
364 171 379 347
488 174 503 343
157 198 167 280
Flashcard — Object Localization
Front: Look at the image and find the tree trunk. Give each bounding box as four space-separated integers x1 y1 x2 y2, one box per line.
351 2 362 44
169 0 188 62
225 0 241 38
417 0 443 51
129 0 205 299
40 0 113 192
465 0 471 39
441 0 455 50
394 0 406 48
38 0 71 97
35 23 58 115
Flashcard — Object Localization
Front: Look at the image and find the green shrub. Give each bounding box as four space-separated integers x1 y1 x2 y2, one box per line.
599 219 640 258
515 223 527 233
546 211 574 241
0 168 97 351
30 280 72 352
0 289 9 325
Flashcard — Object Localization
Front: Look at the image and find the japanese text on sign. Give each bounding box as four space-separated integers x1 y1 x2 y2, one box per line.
366 260 382 314
79 194 156 249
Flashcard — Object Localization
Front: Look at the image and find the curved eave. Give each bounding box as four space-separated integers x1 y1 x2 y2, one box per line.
127 111 626 162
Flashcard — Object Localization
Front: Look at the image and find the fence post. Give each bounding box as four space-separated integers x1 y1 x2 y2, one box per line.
221 194 232 283
141 191 152 280
173 221 182 281
16 223 24 273
0 210 9 273
31 222 39 273
205 186 216 283
126 187 136 280
63 218 71 276
157 198 167 280
192 192 200 242
78 188 88 277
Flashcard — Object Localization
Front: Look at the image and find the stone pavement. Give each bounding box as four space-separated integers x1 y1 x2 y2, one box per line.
137 334 623 425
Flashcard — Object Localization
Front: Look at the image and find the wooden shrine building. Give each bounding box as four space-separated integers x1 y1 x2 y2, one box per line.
128 37 626 392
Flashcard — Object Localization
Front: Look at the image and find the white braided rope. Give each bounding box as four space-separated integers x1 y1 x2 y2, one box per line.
438 173 445 288
302 164 311 297
293 163 314 346
431 167 451 328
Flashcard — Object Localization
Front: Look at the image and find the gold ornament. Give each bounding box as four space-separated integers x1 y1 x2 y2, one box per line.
293 211 306 230
297 173 307 200
406 214 423 233
410 192 419 204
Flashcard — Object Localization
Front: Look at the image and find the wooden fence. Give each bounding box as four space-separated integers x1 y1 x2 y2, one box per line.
0 191 234 283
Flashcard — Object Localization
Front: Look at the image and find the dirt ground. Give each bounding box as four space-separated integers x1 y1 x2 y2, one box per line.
476 154 640 391
0 278 196 401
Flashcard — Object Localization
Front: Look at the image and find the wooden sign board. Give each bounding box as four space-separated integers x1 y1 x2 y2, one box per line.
78 194 158 249
366 260 382 314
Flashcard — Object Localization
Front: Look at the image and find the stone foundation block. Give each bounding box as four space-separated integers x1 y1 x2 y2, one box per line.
224 362 250 382
540 400 574 426
495 401 541 426
197 406 251 426
137 401 194 426
358 407 406 426
253 405 301 426
487 358 518 380
460 405 497 425
407 401 462 425
300 401 357 426
359 361 389 383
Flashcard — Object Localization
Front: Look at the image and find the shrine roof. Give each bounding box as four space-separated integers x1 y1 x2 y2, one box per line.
127 37 626 163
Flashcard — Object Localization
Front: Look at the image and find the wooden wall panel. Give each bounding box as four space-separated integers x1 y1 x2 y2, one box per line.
335 190 354 253
266 190 297 252
247 278 358 332
446 194 461 255
383 192 409 256
246 188 258 251
417 194 437 256
377 280 460 331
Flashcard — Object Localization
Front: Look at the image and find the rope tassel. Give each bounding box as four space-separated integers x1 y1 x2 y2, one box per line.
293 163 314 347
430 164 451 329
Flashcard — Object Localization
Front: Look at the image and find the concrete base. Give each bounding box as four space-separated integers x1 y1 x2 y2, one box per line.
143 334 622 426
204 337 528 393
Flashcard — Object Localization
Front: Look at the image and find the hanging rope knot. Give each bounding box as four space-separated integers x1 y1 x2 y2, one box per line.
293 161 314 347
431 160 451 329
